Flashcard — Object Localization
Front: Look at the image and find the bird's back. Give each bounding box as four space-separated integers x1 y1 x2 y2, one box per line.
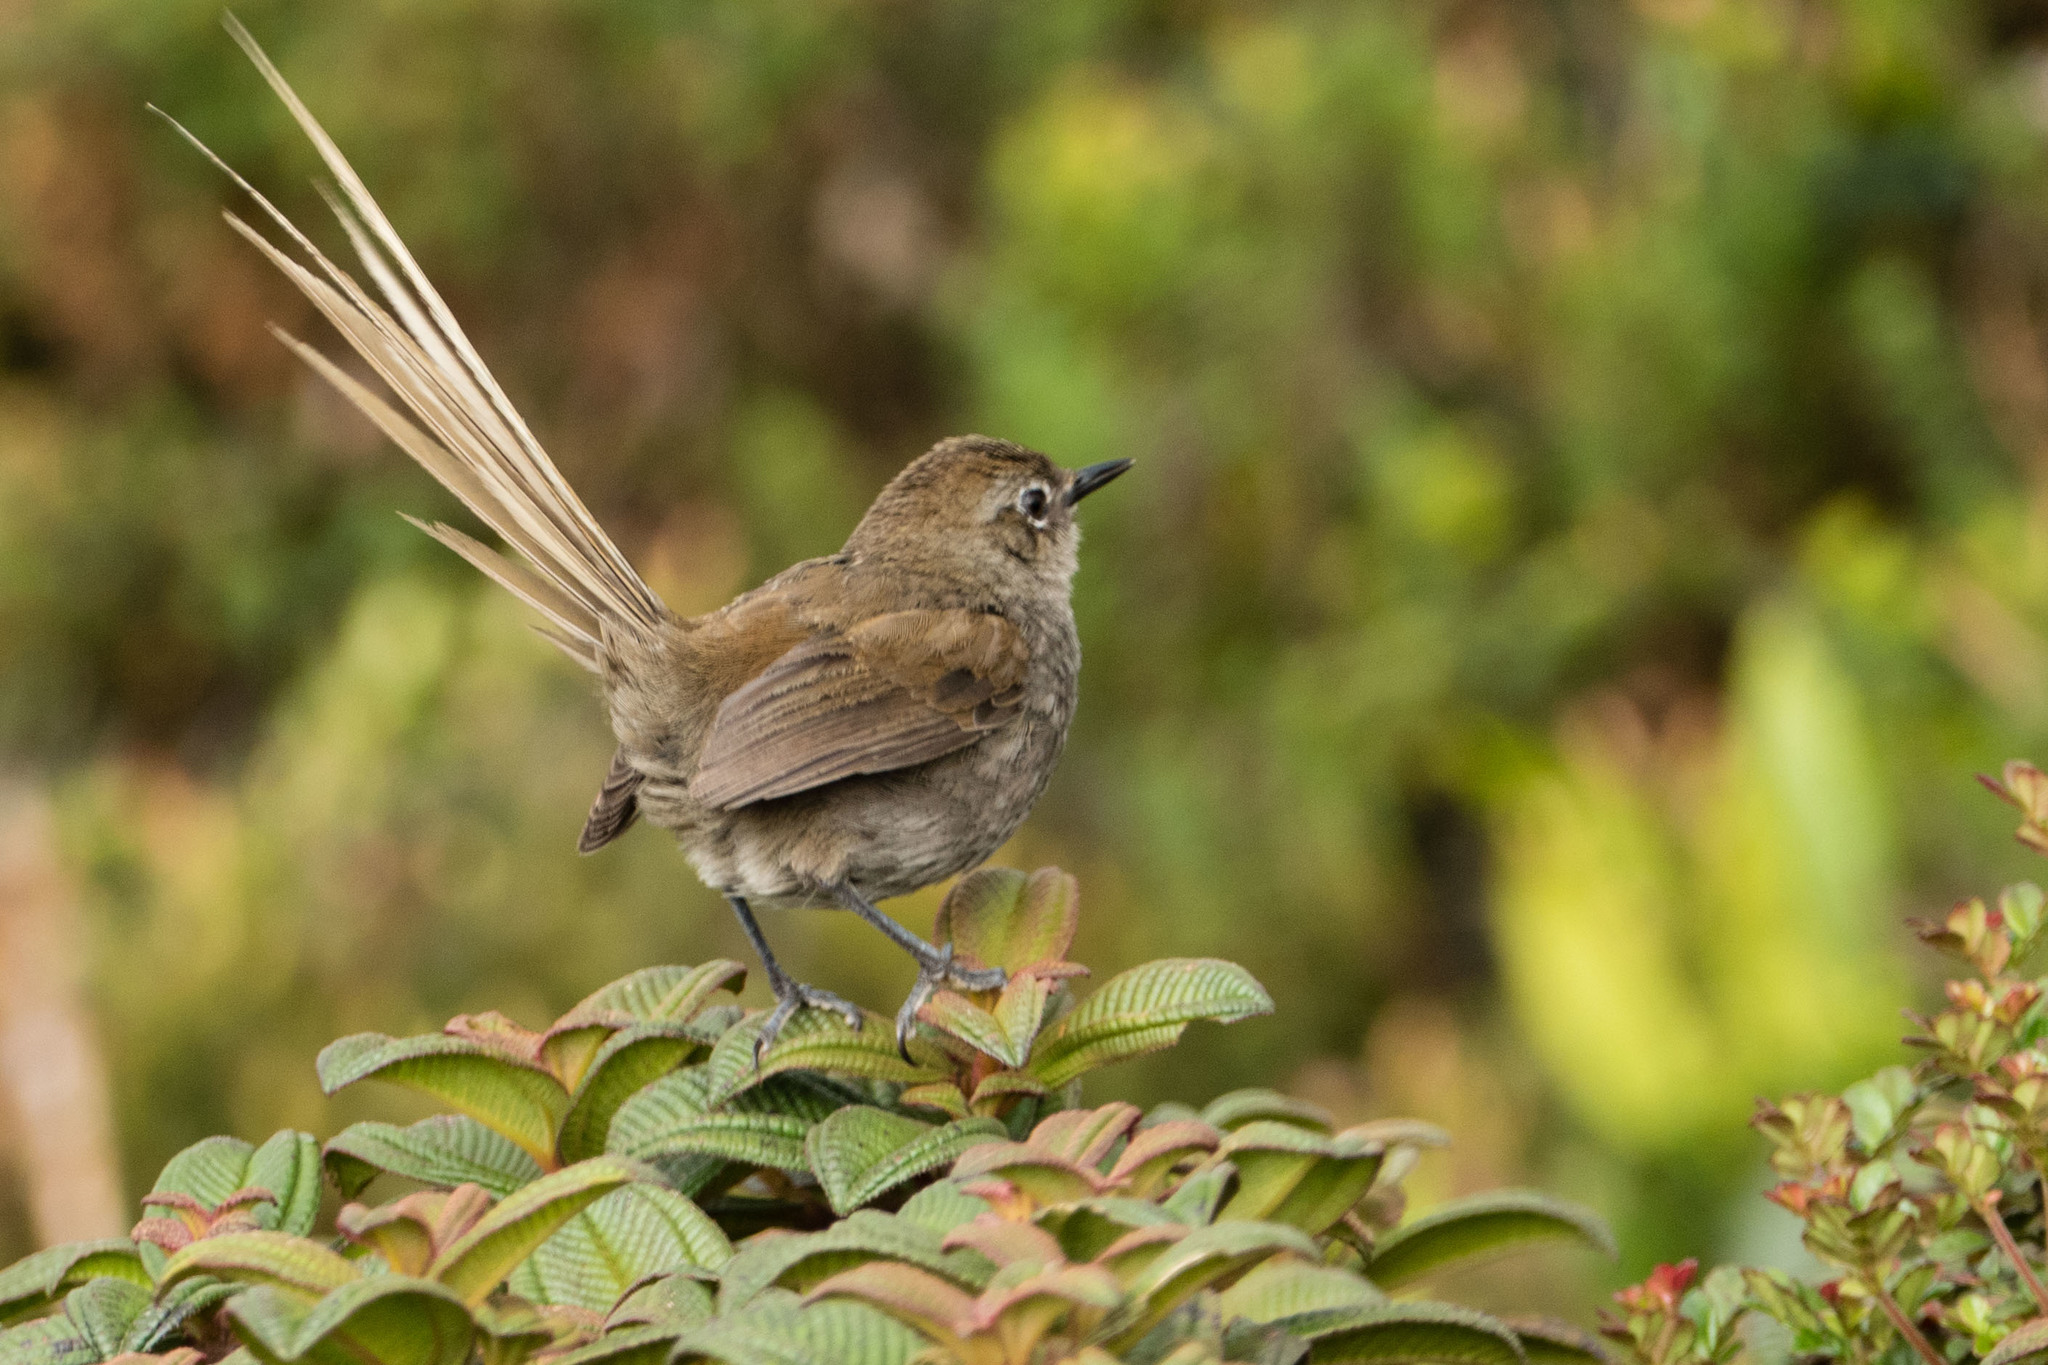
613 551 1080 904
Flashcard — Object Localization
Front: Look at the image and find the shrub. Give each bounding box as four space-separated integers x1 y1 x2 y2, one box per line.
0 866 1611 1365
1603 762 2048 1365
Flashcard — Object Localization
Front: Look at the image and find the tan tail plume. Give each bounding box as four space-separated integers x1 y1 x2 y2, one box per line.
152 15 669 673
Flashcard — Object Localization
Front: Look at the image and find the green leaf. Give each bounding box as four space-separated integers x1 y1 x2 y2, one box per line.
620 1111 811 1175
1161 1162 1236 1227
701 1012 944 1108
0 1241 149 1326
933 867 1079 974
609 1272 720 1331
1842 1067 1917 1155
1282 1300 1528 1365
1217 1123 1386 1235
225 1278 474 1365
1036 1198 1180 1263
1201 1090 1333 1134
1366 1192 1615 1290
317 1033 569 1168
549 1324 691 1365
62 1279 150 1361
249 1132 325 1238
1218 1256 1384 1322
895 1182 990 1235
1026 959 1273 1089
1102 1219 1319 1352
324 1117 546 1199
151 1131 320 1231
1107 1120 1222 1198
1987 1319 2048 1365
152 1136 262 1206
719 1212 991 1310
0 1311 93 1365
1502 1316 1613 1365
915 993 1020 1066
672 1292 921 1365
509 1185 733 1311
556 1024 707 1165
542 962 747 1086
429 1156 651 1305
158 1232 361 1298
805 1108 1006 1216
121 1277 243 1354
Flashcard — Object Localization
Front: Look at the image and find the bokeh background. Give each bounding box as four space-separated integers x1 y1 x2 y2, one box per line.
5 0 2048 1320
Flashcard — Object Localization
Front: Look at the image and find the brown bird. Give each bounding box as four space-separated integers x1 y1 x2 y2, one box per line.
160 21 1130 1055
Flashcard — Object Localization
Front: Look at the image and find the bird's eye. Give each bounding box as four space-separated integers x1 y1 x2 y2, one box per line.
1017 485 1051 524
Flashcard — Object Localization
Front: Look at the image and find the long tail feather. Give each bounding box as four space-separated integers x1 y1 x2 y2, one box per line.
154 16 668 669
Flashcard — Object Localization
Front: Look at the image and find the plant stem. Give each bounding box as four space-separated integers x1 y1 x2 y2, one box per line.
1871 1276 1945 1365
1983 1191 2048 1313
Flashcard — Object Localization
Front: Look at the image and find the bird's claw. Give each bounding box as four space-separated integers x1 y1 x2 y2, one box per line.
893 944 1009 1061
754 977 863 1068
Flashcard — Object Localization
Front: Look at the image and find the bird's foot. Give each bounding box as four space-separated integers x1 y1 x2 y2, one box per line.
893 943 1009 1060
755 975 863 1066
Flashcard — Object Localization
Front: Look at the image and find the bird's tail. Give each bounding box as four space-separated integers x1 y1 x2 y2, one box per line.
154 16 669 673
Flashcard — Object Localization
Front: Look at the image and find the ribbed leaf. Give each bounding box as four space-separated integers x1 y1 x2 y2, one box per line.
1108 1120 1222 1198
0 1311 91 1365
805 1108 1006 1215
158 1232 361 1298
898 1083 969 1121
620 1111 811 1174
549 1324 690 1365
968 1070 1048 1113
508 1186 732 1311
120 1277 243 1355
225 1278 474 1365
1103 1219 1318 1351
895 1182 990 1235
719 1212 991 1310
62 1279 149 1361
915 993 1018 1066
701 1012 943 1107
672 1292 921 1365
1035 1198 1180 1264
1218 1257 1384 1323
0 1242 149 1326
1161 1161 1236 1226
609 1272 720 1331
541 962 748 1087
323 1116 545 1199
1026 959 1273 1089
1280 1300 1528 1365
1986 1318 2048 1365
148 1132 321 1235
428 1156 650 1304
556 1025 706 1164
1201 1090 1334 1134
317 1033 568 1166
933 867 1079 974
1367 1192 1615 1290
1502 1315 1613 1365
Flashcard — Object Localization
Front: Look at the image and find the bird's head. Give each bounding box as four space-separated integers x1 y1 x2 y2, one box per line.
844 435 1131 588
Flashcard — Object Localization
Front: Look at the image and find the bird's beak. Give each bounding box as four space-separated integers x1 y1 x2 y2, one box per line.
1064 459 1134 505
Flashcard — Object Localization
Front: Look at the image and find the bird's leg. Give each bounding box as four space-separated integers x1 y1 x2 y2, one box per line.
829 883 1007 1058
726 894 863 1063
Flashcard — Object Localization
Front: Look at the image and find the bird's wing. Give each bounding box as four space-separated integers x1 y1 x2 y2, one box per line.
687 609 1030 810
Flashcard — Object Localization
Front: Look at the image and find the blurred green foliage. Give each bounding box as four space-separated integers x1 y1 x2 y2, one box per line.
7 0 2048 1310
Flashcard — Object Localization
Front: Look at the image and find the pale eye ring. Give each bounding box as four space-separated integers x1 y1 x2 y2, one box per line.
1017 485 1051 525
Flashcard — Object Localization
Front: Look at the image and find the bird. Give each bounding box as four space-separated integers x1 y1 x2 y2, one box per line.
157 20 1130 1058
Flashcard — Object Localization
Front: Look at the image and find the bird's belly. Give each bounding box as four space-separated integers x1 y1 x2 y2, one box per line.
655 719 1062 906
